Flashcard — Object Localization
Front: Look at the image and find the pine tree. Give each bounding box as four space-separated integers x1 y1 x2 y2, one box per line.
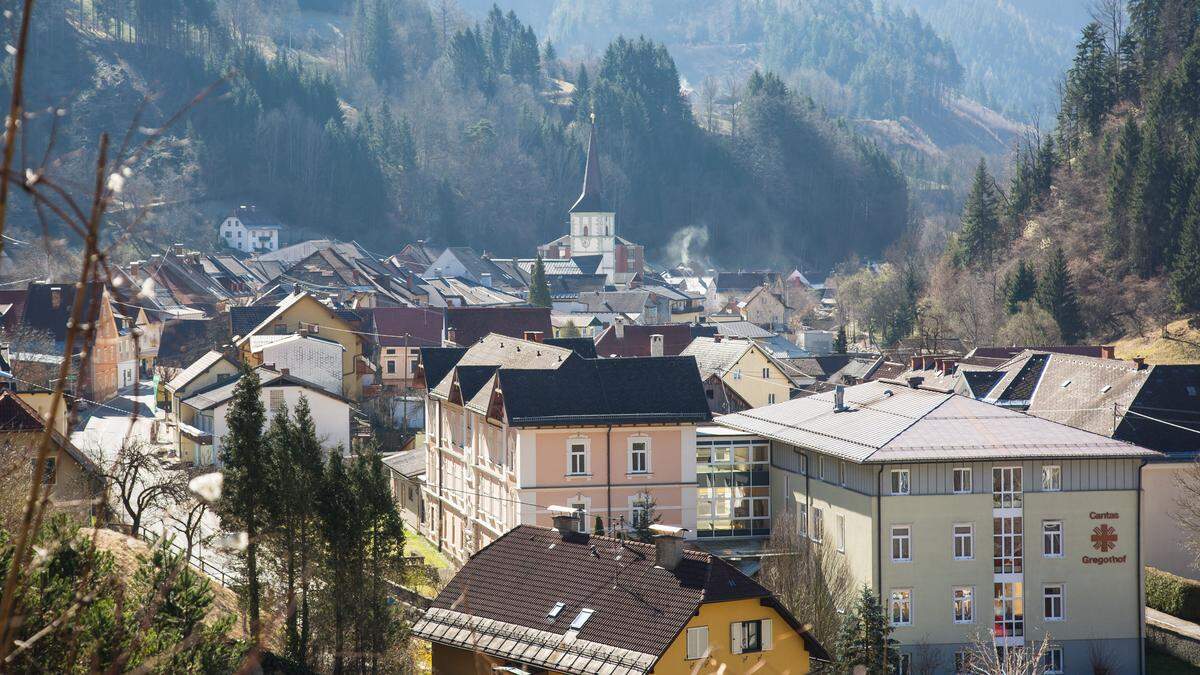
215 365 267 642
560 320 582 338
834 324 847 353
1106 117 1142 259
1037 247 1085 343
1129 122 1175 277
1003 259 1038 314
835 586 900 673
954 158 1002 268
529 255 552 307
1170 181 1200 314
361 0 397 82
572 64 590 118
1062 22 1113 138
593 515 605 536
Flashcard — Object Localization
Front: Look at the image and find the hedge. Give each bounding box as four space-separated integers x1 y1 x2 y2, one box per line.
1147 566 1200 623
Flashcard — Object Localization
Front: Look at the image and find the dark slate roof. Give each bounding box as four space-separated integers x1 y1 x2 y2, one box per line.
0 392 46 431
427 525 827 661
594 324 717 358
438 248 523 288
571 255 604 275
22 282 106 343
783 355 856 380
962 370 1006 398
543 337 598 358
578 290 651 315
714 272 776 292
570 122 606 213
454 365 499 402
372 307 444 348
416 347 468 391
996 353 1050 403
230 305 277 338
497 355 711 426
444 306 552 346
232 205 283 229
1121 365 1200 454
968 345 1112 360
714 321 774 338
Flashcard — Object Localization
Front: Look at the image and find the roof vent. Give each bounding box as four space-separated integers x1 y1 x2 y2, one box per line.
906 376 924 389
650 523 688 571
650 334 664 357
833 384 847 412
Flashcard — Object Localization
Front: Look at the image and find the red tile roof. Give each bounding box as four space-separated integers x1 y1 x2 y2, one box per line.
371 306 444 347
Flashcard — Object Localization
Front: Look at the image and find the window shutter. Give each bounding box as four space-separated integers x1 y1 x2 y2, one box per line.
762 619 773 650
730 622 743 655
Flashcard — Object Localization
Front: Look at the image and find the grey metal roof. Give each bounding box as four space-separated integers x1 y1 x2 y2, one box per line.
680 337 753 379
165 350 234 392
714 321 774 338
715 380 1159 463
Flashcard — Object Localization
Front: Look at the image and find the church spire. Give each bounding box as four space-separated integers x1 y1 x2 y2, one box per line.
570 114 605 213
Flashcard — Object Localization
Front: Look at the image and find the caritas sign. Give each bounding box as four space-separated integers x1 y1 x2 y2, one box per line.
1083 512 1126 565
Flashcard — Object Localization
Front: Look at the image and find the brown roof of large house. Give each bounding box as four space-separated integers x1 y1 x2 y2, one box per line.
415 524 827 672
371 306 444 348
593 323 715 358
444 306 551 346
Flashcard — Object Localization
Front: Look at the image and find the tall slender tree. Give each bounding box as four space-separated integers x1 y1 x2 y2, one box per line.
529 255 552 307
835 585 900 673
216 365 268 643
954 158 1002 268
1037 247 1085 343
1170 181 1200 314
1107 117 1142 259
1003 259 1038 314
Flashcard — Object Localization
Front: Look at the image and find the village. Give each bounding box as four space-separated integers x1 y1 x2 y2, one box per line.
0 117 1195 675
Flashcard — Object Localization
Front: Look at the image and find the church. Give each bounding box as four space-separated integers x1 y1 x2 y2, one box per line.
538 119 644 284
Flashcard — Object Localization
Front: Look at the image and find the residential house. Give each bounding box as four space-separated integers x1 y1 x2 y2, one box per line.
704 272 781 313
423 247 525 292
736 285 788 328
163 350 240 460
0 391 101 520
233 292 371 400
551 313 604 338
413 520 829 675
593 322 717 358
420 277 525 308
372 307 444 389
22 282 127 402
179 366 353 465
538 120 645 283
219 205 283 253
417 334 711 563
717 380 1159 672
388 241 440 275
577 290 666 324
383 449 426 528
682 336 800 413
443 306 551 347
248 333 344 395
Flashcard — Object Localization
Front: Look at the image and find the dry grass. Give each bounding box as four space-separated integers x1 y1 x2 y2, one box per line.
1114 319 1200 364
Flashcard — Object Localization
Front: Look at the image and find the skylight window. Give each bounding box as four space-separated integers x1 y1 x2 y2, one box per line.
1101 385 1112 393
1061 380 1072 388
547 602 565 620
569 608 594 630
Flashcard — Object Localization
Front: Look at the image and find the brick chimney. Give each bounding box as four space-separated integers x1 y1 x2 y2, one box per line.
940 358 957 375
549 505 581 538
1133 356 1147 370
1101 345 1115 359
445 327 457 346
613 317 625 340
650 334 664 357
910 356 921 370
714 334 723 344
650 524 688 571
524 331 544 343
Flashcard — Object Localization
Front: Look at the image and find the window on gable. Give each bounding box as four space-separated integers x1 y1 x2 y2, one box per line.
953 467 972 494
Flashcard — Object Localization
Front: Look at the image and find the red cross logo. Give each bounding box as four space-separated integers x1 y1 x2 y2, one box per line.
1092 524 1118 552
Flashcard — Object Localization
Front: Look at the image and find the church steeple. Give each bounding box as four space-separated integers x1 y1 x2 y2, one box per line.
570 114 605 213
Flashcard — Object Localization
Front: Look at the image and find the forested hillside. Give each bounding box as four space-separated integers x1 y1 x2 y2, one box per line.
894 0 1200 348
0 0 910 268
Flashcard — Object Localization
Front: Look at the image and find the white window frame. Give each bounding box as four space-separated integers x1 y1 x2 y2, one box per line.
1043 520 1063 558
685 626 709 660
1042 646 1064 674
567 438 589 476
797 502 808 536
816 455 825 481
890 469 910 495
889 589 912 626
629 493 653 531
836 513 846 553
898 653 912 675
1044 584 1064 621
810 506 824 543
569 500 589 533
767 393 776 404
1041 464 1062 492
952 586 974 624
891 525 911 562
953 467 972 494
627 437 651 474
953 523 974 561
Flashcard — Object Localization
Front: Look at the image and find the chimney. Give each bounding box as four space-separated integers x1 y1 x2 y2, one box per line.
1101 345 1115 359
650 334 664 357
524 330 544 343
446 327 458 346
280 368 289 376
549 505 580 538
714 334 723 344
906 376 924 389
833 384 846 412
614 317 625 340
480 272 493 288
130 261 140 277
910 356 921 370
650 524 688 571
1133 356 1147 370
940 358 957 375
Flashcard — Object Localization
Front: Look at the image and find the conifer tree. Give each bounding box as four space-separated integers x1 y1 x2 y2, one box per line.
572 64 590 118
834 325 847 353
835 586 900 673
1170 182 1200 314
1003 259 1038 314
954 158 1002 268
1062 22 1113 138
1107 117 1142 259
594 515 605 536
215 365 267 642
529 255 552 307
1037 247 1084 344
1129 120 1174 277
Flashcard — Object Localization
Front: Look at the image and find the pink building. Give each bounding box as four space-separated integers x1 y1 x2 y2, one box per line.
417 334 711 563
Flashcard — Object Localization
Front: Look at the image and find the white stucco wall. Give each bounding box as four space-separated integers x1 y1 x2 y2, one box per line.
212 386 350 459
258 338 343 395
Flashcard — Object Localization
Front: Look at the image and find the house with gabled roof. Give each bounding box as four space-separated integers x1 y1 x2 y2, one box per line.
219 204 283 253
682 336 804 413
163 349 240 458
0 390 102 520
414 520 828 674
416 333 710 563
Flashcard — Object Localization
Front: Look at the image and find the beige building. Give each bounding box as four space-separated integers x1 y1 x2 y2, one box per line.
716 380 1158 674
682 336 800 413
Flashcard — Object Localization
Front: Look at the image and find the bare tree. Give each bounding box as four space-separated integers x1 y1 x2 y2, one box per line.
100 441 189 535
725 75 742 138
758 511 856 644
965 629 1051 674
912 639 947 675
166 493 211 558
701 76 718 133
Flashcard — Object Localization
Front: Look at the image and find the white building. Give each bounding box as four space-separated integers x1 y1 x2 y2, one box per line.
180 367 352 465
219 205 284 253
248 333 344 396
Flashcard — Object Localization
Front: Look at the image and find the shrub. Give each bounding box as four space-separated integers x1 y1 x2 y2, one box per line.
1146 566 1200 622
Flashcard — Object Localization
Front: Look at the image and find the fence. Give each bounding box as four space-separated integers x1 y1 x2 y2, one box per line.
122 523 236 588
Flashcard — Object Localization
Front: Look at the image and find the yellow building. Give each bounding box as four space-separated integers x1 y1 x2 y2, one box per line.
233 292 370 400
717 380 1160 674
682 335 799 413
413 518 828 674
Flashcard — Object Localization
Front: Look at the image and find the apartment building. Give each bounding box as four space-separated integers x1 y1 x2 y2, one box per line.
716 380 1158 674
416 333 711 563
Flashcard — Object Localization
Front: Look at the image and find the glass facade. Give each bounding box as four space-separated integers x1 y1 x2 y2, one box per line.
696 438 770 537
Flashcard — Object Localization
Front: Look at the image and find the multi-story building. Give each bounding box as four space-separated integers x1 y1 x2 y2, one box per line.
716 379 1159 674
218 204 283 253
414 518 830 674
416 333 711 563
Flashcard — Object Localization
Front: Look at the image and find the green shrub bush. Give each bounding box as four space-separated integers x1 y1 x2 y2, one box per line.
1146 566 1200 623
